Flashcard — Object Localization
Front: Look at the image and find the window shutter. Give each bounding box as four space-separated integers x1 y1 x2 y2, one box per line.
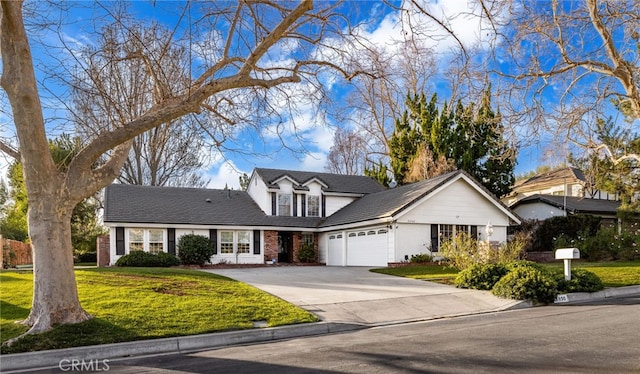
293 193 298 217
167 228 176 255
271 193 277 215
210 229 218 255
430 224 439 252
470 225 478 240
116 227 125 255
321 195 326 217
253 230 261 255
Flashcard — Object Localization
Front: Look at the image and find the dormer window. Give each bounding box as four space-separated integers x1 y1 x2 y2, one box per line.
307 195 320 217
278 193 292 216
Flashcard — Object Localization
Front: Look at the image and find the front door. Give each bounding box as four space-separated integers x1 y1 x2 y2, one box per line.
277 232 293 263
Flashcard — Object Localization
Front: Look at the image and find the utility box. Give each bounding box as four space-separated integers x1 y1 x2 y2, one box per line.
555 248 580 260
555 248 580 280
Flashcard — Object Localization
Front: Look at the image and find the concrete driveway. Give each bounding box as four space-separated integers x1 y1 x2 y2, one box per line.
204 266 525 326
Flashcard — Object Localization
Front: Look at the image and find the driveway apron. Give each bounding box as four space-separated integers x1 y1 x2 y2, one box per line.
203 267 523 325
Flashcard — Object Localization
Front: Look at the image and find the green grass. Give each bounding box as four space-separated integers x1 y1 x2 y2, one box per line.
371 260 640 288
0 267 317 353
371 265 459 284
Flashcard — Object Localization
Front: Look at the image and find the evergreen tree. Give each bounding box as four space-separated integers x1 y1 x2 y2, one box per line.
387 87 516 197
364 160 392 187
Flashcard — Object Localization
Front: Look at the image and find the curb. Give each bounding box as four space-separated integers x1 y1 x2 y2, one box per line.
0 322 364 373
554 285 640 304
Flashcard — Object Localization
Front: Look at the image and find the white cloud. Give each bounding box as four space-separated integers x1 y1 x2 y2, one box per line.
205 160 248 190
301 152 327 172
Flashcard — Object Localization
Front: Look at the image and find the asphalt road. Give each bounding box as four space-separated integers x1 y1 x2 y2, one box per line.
30 296 640 373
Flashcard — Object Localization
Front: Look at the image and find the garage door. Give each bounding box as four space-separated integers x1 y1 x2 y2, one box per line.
346 228 388 266
327 233 344 266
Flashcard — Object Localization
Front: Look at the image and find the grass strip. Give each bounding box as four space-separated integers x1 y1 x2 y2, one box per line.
0 267 317 353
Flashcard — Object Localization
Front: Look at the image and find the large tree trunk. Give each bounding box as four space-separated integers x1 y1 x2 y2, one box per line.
22 197 92 333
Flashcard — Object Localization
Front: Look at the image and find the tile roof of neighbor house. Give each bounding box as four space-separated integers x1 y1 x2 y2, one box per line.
103 184 324 228
253 167 385 194
510 194 620 215
513 167 586 189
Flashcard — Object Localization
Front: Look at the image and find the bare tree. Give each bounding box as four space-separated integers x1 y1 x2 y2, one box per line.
0 0 362 338
405 145 456 183
324 128 368 175
72 23 208 187
481 0 640 163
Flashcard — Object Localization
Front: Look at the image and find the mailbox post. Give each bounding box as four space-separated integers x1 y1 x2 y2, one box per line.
555 248 580 280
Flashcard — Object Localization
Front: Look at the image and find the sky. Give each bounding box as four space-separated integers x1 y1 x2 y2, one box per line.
0 1 583 191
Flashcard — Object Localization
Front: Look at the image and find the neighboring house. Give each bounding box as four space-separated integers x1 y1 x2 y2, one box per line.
103 168 521 267
503 167 618 206
510 194 620 226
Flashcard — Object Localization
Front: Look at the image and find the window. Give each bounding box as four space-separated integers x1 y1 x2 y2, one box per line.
367 230 376 235
348 233 356 237
237 231 251 254
357 232 366 236
307 195 320 217
129 229 144 251
455 225 469 237
378 229 388 234
220 231 234 254
329 235 336 240
302 233 314 246
439 224 454 242
278 194 292 216
148 229 164 254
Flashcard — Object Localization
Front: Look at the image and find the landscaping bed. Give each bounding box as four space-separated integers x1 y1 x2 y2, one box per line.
0 267 317 354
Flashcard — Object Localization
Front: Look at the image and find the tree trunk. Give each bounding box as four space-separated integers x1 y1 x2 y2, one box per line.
21 197 92 333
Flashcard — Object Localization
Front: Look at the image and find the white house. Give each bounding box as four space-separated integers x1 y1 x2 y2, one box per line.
102 168 521 267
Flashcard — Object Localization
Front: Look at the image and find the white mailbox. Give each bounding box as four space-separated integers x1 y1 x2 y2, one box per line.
555 247 580 280
555 248 580 260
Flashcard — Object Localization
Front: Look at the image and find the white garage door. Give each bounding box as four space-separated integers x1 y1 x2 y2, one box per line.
327 233 344 266
346 228 388 266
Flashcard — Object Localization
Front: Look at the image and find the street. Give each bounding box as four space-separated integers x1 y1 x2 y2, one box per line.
30 296 640 373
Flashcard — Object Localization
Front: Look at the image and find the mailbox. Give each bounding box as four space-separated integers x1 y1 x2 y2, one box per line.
555 248 580 280
555 248 580 260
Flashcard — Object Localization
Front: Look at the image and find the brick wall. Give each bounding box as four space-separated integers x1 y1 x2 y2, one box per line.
264 230 278 263
97 234 111 267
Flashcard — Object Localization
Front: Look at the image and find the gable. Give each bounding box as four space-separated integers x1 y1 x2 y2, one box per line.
398 178 516 226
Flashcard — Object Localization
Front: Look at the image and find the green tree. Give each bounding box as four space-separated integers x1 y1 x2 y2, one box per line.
388 88 515 197
364 160 391 188
0 135 106 252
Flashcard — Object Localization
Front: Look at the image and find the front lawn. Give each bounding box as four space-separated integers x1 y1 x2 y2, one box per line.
372 260 640 288
0 267 317 354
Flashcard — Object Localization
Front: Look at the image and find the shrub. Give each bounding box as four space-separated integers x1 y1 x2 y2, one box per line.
115 251 180 267
75 251 97 263
439 233 482 270
297 243 316 263
410 253 433 263
555 269 604 293
505 260 553 275
177 234 215 266
580 228 640 261
455 263 508 290
531 214 601 251
492 267 558 304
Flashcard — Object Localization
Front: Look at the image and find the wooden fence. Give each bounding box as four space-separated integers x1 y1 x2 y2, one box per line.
1 235 32 268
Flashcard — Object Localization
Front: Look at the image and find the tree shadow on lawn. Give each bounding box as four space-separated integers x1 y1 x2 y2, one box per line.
1 317 140 354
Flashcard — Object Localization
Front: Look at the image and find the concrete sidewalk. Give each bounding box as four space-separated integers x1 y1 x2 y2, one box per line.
204 267 528 325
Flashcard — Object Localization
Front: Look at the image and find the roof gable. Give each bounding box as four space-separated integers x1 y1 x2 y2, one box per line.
253 168 384 195
510 194 620 215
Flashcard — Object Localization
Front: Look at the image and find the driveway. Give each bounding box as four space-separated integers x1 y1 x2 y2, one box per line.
204 266 525 325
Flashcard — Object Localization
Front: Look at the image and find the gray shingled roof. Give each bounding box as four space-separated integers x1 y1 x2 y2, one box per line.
253 168 385 194
513 167 586 189
510 194 620 215
321 171 463 227
104 184 323 228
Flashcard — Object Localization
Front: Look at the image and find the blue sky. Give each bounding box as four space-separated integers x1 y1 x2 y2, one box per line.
0 1 562 190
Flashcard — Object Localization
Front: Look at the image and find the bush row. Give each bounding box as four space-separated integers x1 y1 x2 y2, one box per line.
454 260 604 303
115 234 214 267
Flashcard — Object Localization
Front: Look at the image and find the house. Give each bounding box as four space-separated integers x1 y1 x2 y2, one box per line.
102 168 521 267
510 194 620 226
503 167 618 206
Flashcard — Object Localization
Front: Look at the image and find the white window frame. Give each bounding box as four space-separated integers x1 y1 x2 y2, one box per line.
278 193 292 216
307 195 320 217
127 228 165 253
218 230 253 255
